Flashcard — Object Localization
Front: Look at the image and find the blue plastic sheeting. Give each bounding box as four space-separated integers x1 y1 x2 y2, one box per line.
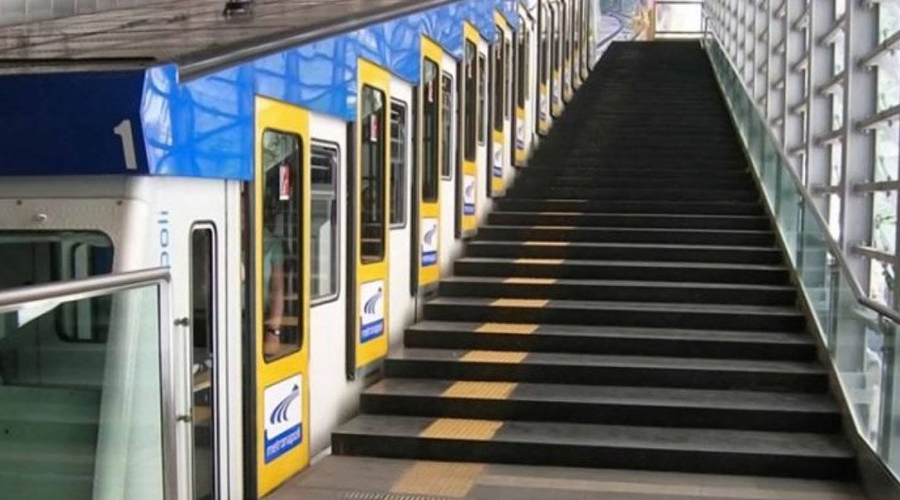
139 0 520 179
0 0 522 179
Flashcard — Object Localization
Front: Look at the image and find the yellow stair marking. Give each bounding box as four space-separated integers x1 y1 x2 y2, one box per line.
443 381 518 400
540 211 584 216
420 418 504 441
390 461 485 498
475 323 539 334
514 258 564 265
503 277 557 285
532 225 576 230
523 240 570 247
461 350 528 363
491 298 549 308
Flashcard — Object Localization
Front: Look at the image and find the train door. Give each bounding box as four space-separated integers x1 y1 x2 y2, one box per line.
537 0 552 134
252 96 311 497
514 8 533 166
562 0 573 102
489 11 512 196
438 49 458 269
550 1 563 118
458 22 482 237
572 0 582 89
414 37 445 293
388 78 413 346
582 0 593 78
348 59 392 375
474 26 490 222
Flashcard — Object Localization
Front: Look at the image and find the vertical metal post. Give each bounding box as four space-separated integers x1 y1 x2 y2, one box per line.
839 0 876 292
783 0 806 158
806 0 835 217
757 0 771 108
766 0 784 141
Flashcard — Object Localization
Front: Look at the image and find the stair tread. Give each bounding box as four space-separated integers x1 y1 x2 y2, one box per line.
481 224 772 235
467 240 780 252
491 211 768 221
365 378 838 413
441 275 795 292
457 257 788 272
407 320 812 345
335 415 852 458
390 347 826 374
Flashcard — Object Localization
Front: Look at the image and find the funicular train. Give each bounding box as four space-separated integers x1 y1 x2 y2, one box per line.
0 0 595 499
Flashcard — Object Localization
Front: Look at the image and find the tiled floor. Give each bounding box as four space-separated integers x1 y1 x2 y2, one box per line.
267 455 865 500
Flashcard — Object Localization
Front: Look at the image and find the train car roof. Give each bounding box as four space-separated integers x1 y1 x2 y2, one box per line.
0 0 461 76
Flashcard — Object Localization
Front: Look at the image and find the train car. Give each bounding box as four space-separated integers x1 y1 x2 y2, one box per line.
0 1 594 499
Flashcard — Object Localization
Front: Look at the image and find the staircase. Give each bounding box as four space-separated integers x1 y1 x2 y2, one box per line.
333 41 856 480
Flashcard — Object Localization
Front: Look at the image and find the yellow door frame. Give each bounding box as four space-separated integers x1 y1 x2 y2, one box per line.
253 96 311 497
538 0 552 135
572 0 583 89
562 0 574 102
550 0 563 118
418 36 445 290
353 58 392 371
514 16 528 166
461 22 483 236
491 10 511 196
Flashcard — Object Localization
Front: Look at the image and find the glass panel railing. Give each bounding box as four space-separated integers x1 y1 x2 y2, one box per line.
704 33 900 480
0 270 169 500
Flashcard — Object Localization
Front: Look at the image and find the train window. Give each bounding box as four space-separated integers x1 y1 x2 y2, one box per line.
441 73 454 180
189 224 216 500
478 53 487 144
552 9 559 74
517 28 526 109
261 129 303 361
492 40 503 132
464 41 478 162
505 37 512 118
361 85 387 263
390 101 408 227
312 142 340 302
422 58 440 202
0 231 114 342
540 11 549 87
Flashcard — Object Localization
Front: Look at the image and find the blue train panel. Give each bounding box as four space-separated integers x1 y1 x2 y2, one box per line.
0 0 523 180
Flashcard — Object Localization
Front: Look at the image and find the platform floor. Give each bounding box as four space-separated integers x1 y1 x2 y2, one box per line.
267 455 865 500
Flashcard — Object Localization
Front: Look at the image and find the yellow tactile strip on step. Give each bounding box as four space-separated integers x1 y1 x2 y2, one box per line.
503 277 557 284
442 381 518 399
523 241 570 246
475 323 539 334
514 258 564 265
491 298 549 308
390 461 485 497
460 350 528 363
419 418 504 441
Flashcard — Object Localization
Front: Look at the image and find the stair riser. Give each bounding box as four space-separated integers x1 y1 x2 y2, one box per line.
465 243 784 265
494 199 764 215
438 281 796 306
521 169 751 180
404 330 815 361
487 213 770 230
454 261 790 285
332 435 853 480
512 178 753 190
359 395 840 433
424 303 805 332
384 359 827 393
506 187 758 202
474 228 774 246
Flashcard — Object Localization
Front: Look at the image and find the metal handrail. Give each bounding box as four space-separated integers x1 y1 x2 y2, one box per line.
702 27 900 327
0 267 171 313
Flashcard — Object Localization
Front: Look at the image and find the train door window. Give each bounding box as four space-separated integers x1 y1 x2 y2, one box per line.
540 11 549 87
440 73 454 180
492 39 504 132
311 142 340 302
464 41 478 162
190 225 216 500
261 129 303 360
504 37 512 118
361 85 387 262
551 9 559 73
517 29 526 108
390 101 409 227
478 53 487 144
422 58 440 202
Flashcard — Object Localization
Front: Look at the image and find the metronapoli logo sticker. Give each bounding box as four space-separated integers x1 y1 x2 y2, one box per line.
493 145 503 177
463 176 476 215
263 374 302 463
360 280 385 342
421 218 438 266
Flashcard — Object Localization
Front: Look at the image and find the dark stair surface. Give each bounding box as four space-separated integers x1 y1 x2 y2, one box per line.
333 41 857 481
